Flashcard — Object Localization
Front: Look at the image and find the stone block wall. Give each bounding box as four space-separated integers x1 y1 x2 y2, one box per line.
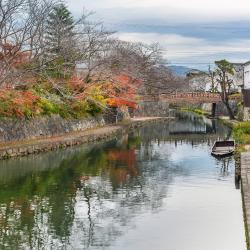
135 101 169 117
201 101 238 116
0 115 105 143
103 106 132 124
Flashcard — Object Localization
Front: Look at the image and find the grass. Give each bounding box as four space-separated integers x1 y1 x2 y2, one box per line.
233 122 250 145
181 107 209 116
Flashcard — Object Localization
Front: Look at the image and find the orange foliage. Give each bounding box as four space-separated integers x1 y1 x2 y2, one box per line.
107 98 137 109
108 150 137 169
107 149 139 184
68 76 86 91
101 74 141 108
68 74 141 109
0 89 40 117
113 74 141 99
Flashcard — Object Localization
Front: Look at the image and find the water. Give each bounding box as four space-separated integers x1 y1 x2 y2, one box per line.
0 112 246 250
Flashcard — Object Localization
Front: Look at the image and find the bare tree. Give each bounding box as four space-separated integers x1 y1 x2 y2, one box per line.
0 0 57 86
215 59 235 119
74 11 114 83
208 65 217 92
85 40 186 100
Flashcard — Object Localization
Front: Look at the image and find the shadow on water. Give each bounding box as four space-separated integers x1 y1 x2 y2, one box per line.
0 111 244 250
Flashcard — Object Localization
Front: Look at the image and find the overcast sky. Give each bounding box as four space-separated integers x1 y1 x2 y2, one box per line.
66 0 250 69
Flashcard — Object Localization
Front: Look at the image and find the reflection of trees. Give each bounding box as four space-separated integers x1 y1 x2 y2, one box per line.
0 131 181 249
215 156 234 178
0 112 234 249
138 111 232 147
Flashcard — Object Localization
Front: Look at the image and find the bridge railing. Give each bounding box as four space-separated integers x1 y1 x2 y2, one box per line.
139 92 222 102
159 92 221 99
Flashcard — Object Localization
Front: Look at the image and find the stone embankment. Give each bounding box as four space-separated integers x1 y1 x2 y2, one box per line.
0 115 105 143
241 152 250 249
0 117 170 160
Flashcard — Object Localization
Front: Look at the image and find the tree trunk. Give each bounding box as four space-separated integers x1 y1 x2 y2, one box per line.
224 101 235 120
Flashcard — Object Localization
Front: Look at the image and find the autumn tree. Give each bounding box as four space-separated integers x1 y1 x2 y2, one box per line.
88 40 186 102
93 41 162 94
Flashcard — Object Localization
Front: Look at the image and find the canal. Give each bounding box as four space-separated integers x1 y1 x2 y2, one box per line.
0 112 246 250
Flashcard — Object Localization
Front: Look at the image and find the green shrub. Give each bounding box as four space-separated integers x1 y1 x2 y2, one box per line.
70 100 88 119
38 98 59 115
181 107 208 116
233 122 250 144
23 107 34 119
85 100 103 116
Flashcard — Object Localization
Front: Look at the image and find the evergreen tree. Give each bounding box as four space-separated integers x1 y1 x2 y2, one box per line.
45 4 75 61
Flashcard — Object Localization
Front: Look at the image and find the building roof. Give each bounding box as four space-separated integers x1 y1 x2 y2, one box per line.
232 61 250 67
243 61 250 66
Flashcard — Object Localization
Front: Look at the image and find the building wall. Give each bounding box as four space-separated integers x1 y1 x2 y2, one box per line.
244 64 250 89
187 67 243 93
243 107 250 121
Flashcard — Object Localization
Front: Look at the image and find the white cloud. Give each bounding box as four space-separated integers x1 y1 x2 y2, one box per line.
116 32 250 65
66 0 250 69
67 0 250 23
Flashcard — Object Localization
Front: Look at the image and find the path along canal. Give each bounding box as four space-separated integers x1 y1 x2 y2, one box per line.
0 112 246 250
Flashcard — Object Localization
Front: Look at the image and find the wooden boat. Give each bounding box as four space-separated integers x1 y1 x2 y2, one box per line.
211 140 235 157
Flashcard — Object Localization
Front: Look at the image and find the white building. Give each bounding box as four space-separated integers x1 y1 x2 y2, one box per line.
243 61 250 89
241 61 250 120
186 65 243 93
231 61 250 120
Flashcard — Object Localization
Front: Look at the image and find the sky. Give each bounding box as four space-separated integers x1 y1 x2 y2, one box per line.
66 0 250 70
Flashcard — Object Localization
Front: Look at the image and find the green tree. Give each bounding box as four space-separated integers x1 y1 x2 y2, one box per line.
215 59 235 119
45 4 75 65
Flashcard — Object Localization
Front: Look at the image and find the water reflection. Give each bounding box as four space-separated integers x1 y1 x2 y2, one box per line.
0 112 246 250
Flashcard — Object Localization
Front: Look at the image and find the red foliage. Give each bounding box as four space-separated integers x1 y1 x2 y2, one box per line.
102 74 141 108
68 76 86 91
107 149 139 184
114 74 141 98
0 43 30 67
0 89 40 117
107 98 137 109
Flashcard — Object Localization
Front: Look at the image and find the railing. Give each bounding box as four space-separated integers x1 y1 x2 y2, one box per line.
160 92 221 99
139 92 222 103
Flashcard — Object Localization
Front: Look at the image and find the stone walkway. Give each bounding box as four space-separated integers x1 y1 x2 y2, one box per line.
241 152 250 249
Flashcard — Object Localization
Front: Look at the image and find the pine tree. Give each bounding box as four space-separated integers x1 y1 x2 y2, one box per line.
45 4 75 61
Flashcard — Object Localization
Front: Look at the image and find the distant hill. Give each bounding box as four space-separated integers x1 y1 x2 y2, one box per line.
168 65 192 76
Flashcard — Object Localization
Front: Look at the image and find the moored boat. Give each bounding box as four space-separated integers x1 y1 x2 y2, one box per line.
211 140 235 157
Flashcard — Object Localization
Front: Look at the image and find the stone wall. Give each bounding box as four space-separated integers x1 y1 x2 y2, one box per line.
215 101 238 116
135 101 169 117
103 106 132 124
243 107 250 121
0 115 105 143
201 101 238 116
0 117 170 160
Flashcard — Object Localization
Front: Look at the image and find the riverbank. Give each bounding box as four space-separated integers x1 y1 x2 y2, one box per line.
0 117 172 160
219 117 250 249
241 152 250 249
218 117 250 152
